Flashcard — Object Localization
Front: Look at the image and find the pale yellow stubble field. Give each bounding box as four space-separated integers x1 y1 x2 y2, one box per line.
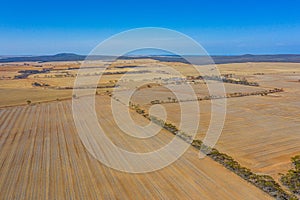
0 95 271 199
135 63 300 181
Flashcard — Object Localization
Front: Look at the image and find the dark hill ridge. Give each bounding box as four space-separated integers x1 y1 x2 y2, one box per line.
1 53 300 64
148 54 300 64
0 53 86 63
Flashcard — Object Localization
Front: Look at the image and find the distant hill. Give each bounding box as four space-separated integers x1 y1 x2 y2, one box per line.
0 53 86 63
1 53 300 64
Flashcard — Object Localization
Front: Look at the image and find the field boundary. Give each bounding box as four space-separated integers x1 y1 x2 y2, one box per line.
127 101 297 200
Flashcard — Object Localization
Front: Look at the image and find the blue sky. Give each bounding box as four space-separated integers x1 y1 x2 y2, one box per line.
0 0 300 55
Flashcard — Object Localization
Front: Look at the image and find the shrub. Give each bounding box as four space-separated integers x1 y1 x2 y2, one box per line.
281 155 300 195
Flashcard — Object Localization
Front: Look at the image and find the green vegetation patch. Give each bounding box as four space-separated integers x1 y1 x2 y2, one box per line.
281 155 300 196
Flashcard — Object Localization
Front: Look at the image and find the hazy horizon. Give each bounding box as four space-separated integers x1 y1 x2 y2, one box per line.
2 53 300 58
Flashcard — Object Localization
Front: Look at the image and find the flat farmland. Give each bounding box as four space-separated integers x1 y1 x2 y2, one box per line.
164 62 300 76
1 61 299 199
126 82 268 105
139 72 300 181
0 96 271 199
0 88 72 107
0 59 176 107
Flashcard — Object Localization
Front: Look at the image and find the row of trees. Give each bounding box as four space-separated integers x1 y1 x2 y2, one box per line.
150 88 284 105
197 75 260 87
227 88 284 98
192 142 296 199
129 103 296 199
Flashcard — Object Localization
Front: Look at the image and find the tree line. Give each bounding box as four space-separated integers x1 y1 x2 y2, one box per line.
129 103 296 200
150 88 284 105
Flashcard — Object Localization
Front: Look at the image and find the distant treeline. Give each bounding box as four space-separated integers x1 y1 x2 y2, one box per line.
15 69 51 79
194 75 259 86
150 88 284 105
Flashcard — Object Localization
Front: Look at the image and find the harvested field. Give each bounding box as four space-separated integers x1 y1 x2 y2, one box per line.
1 61 300 198
126 82 268 105
0 88 72 107
0 96 271 199
163 62 300 76
139 73 300 181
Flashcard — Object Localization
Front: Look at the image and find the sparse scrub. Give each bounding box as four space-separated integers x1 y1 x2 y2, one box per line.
281 155 300 195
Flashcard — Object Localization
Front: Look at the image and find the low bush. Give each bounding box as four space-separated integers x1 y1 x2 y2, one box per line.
281 155 300 195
